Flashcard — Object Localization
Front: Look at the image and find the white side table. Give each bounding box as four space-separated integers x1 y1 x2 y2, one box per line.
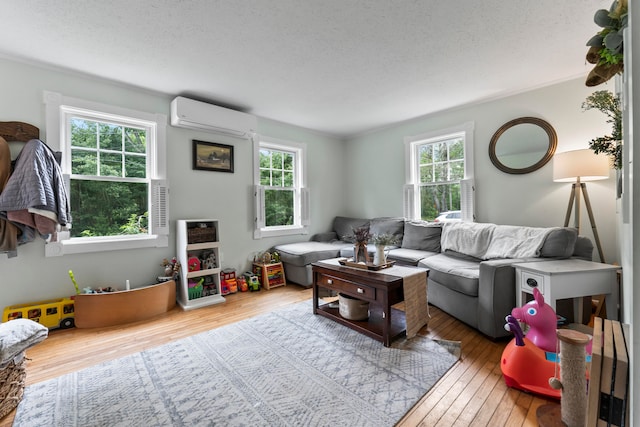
515 259 620 322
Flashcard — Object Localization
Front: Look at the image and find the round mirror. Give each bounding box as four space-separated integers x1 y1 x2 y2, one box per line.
489 117 557 174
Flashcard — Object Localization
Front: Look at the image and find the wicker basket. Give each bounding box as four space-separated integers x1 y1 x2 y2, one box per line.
0 354 26 420
187 226 216 244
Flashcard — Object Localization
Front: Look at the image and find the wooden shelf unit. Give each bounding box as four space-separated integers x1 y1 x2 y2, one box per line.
177 219 225 310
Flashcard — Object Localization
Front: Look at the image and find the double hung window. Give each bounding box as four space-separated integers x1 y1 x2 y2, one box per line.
44 91 168 256
253 135 309 238
404 122 475 222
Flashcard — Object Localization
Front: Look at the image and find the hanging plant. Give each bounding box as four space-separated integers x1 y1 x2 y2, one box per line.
585 0 627 87
582 90 622 169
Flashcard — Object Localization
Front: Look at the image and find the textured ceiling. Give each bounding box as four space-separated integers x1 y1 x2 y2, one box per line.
0 1 603 137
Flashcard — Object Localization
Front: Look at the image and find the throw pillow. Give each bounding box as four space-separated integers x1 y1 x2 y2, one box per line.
333 216 370 242
369 217 405 243
401 221 442 252
540 228 578 258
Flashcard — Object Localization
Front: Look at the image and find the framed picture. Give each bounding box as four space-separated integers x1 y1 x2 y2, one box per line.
192 140 234 173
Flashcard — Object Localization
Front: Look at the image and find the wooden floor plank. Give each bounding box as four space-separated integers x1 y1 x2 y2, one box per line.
1 284 552 427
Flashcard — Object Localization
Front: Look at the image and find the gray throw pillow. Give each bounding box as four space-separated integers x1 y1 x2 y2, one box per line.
369 217 405 242
401 221 442 252
540 228 578 258
333 216 370 242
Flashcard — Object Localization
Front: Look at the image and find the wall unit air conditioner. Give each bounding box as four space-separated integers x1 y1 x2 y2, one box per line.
170 96 257 139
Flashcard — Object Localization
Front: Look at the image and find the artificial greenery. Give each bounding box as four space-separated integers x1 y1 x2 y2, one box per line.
585 0 627 86
371 233 400 247
587 2 627 65
582 90 622 169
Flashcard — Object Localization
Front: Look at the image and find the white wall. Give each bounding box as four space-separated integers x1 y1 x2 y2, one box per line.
0 57 621 309
0 58 347 307
346 78 619 265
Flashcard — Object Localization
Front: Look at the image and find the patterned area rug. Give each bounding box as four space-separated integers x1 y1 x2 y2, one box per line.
13 300 459 427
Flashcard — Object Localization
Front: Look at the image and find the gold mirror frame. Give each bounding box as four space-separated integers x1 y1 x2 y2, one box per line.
488 117 558 174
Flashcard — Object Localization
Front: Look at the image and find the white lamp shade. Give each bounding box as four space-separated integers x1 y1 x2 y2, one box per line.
552 149 610 182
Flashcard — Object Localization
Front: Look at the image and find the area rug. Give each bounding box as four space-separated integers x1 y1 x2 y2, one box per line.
13 300 459 427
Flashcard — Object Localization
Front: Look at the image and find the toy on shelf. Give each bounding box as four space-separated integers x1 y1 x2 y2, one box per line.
188 256 201 272
201 251 217 270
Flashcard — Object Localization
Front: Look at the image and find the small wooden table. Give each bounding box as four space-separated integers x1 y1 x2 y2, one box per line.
312 259 428 347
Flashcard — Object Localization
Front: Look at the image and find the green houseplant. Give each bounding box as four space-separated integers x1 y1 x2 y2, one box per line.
582 90 622 169
585 0 627 86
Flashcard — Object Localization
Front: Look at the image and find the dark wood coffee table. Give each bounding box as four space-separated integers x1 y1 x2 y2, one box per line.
312 259 426 346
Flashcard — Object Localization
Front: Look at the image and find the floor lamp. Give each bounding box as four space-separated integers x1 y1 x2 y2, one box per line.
553 149 610 263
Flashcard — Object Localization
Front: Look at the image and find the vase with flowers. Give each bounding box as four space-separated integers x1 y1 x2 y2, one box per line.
370 233 400 266
350 226 371 263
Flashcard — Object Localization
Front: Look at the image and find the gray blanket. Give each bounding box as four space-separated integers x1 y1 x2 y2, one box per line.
0 139 70 225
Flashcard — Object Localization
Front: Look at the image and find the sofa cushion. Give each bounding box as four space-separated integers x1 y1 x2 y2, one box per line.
369 217 405 242
539 227 578 258
333 216 370 242
387 248 439 266
275 241 348 267
419 253 480 297
401 221 442 252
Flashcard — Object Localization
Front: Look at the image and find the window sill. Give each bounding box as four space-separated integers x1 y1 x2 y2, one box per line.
254 225 308 239
45 234 168 257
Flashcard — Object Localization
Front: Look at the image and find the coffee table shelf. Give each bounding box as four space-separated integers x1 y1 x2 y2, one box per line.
315 302 407 344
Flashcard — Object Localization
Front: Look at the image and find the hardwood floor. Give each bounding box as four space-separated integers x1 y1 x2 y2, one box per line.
1 285 554 426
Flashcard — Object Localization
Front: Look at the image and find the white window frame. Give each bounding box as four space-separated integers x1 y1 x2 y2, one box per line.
404 121 475 222
43 90 168 256
253 134 309 239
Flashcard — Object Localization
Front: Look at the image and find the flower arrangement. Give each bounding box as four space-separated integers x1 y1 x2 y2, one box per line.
349 226 371 263
371 233 400 247
582 90 621 169
350 226 371 244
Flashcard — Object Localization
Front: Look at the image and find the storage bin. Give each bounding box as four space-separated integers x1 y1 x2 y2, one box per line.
188 284 203 299
187 226 216 244
338 293 369 321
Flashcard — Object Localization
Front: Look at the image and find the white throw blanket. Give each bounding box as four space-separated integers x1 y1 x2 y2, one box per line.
440 222 496 259
484 225 555 259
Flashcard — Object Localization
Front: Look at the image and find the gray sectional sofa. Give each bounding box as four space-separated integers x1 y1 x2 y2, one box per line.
274 216 593 339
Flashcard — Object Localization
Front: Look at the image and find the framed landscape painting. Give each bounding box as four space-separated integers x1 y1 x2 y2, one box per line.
192 140 234 173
